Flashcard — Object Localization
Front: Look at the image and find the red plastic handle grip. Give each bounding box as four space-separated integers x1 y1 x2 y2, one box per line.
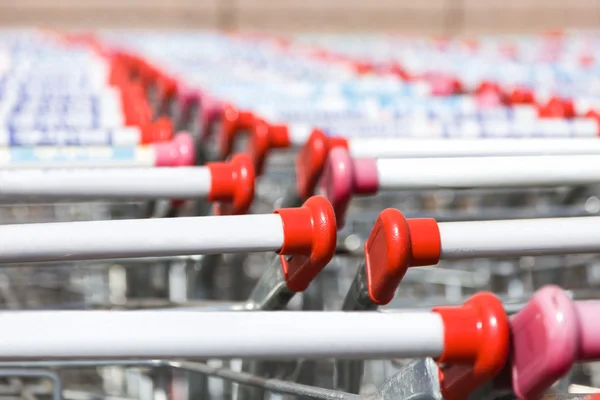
207 153 256 216
364 208 440 305
247 119 291 176
433 292 510 400
295 129 348 200
274 196 336 292
217 105 255 160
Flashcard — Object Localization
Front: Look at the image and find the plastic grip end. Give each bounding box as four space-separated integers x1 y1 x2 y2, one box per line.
507 87 535 105
158 75 178 100
295 129 348 201
154 133 196 167
364 209 440 305
207 153 256 216
199 97 224 141
318 146 354 229
248 120 291 176
433 292 510 400
538 97 576 119
510 285 579 400
217 105 255 160
274 196 336 292
141 117 173 144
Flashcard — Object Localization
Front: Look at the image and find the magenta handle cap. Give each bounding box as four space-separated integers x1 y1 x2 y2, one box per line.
510 285 579 400
317 147 379 229
317 146 353 229
153 132 196 167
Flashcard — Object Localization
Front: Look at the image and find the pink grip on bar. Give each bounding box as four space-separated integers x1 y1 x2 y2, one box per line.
176 83 200 108
317 147 378 228
154 133 196 167
353 158 379 194
576 301 600 361
510 285 579 400
200 96 224 141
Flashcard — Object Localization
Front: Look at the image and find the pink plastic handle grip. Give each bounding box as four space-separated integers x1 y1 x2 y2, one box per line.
576 301 600 361
510 286 600 400
317 147 378 228
153 133 196 167
510 285 579 400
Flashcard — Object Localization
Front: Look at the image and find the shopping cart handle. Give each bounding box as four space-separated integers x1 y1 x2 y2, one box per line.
538 96 576 119
121 82 152 126
199 94 224 141
364 208 440 305
0 196 333 263
318 147 378 228
175 82 200 111
509 285 600 399
247 119 291 176
295 129 347 200
507 87 535 105
140 117 173 144
154 133 196 167
156 73 178 105
274 195 336 292
207 153 256 215
217 105 255 160
432 292 509 400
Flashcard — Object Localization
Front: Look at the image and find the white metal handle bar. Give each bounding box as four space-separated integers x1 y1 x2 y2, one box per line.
0 167 212 199
0 195 336 293
360 209 600 304
0 311 444 360
292 130 600 202
0 133 195 169
374 154 600 190
346 138 600 159
254 126 600 187
437 217 600 259
0 214 282 263
319 149 600 227
0 292 509 398
0 154 255 215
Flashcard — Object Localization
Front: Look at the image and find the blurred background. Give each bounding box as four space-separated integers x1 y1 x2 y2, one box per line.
0 0 598 35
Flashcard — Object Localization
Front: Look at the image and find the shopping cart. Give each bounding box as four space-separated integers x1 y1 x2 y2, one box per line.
2 28 600 400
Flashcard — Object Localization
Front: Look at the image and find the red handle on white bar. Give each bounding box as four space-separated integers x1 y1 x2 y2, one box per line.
376 155 600 190
0 154 255 214
0 214 284 263
347 138 600 159
360 209 600 307
0 195 334 264
0 291 509 400
0 311 444 360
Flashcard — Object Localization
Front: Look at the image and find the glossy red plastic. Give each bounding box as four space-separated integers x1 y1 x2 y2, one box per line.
364 208 440 305
295 129 348 200
157 74 178 102
121 82 152 127
207 153 255 216
248 120 292 175
218 105 255 160
507 88 535 105
433 292 510 400
274 196 336 292
585 110 600 136
140 117 173 144
538 97 576 118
